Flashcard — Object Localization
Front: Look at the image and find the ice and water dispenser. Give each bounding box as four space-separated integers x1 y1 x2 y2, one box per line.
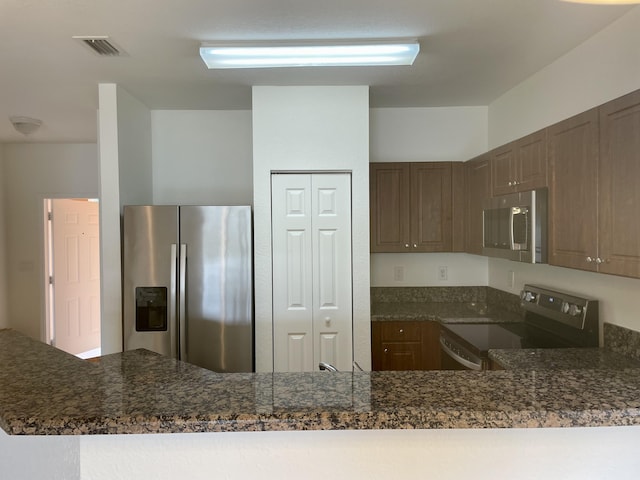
135 287 168 331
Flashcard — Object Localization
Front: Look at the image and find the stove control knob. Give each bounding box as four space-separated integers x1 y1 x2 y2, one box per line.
522 291 537 302
569 304 583 316
561 301 570 314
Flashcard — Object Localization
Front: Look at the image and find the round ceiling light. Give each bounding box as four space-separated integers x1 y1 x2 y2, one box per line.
9 116 42 135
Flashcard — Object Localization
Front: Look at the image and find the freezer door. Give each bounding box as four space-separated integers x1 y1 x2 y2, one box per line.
123 206 179 357
180 206 254 372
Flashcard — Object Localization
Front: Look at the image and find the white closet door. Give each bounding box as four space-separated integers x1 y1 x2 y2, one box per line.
312 174 352 372
272 174 314 372
271 173 353 372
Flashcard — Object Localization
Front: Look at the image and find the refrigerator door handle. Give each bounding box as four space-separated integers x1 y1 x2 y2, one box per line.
170 244 178 359
179 243 187 362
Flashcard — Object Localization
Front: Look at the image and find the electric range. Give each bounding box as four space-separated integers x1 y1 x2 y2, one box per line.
439 285 599 370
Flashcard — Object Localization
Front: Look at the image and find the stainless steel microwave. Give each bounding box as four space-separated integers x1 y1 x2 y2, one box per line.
482 189 548 263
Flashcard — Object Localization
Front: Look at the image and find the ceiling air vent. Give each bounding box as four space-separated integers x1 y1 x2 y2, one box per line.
73 36 126 56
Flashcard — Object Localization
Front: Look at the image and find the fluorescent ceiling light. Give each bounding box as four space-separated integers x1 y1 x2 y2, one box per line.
560 0 640 3
199 40 420 69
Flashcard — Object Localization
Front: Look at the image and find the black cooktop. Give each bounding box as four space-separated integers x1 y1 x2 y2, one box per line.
442 323 526 353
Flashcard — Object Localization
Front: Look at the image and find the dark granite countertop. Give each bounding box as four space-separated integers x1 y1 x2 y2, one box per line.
4 329 640 435
489 348 640 370
371 302 522 324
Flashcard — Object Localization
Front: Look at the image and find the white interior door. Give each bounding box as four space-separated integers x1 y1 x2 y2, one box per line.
312 174 352 371
51 199 101 356
271 173 352 372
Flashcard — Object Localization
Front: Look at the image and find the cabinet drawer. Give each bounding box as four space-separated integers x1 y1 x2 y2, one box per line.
379 322 422 342
379 342 423 371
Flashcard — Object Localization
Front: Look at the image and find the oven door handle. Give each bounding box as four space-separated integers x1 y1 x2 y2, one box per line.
439 336 483 371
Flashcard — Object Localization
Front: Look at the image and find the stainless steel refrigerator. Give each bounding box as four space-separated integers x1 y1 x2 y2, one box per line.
122 205 253 372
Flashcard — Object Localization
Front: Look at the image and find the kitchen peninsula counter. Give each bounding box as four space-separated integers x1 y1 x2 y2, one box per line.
3 329 640 436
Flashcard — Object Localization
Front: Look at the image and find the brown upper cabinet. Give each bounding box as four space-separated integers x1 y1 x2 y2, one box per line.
548 108 599 272
491 129 547 196
548 90 640 278
370 162 464 253
598 90 640 278
464 153 490 255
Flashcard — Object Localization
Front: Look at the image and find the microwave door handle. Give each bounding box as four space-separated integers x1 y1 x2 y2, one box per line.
509 207 516 250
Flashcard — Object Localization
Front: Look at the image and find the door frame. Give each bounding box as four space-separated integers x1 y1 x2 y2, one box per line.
42 195 101 352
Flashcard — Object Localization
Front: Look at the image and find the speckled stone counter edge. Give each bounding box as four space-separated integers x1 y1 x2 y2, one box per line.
5 406 640 435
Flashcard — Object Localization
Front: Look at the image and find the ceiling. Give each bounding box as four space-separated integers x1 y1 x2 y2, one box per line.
0 0 635 143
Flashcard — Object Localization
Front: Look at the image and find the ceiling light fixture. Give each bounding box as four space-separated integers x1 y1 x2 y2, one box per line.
199 39 420 69
560 0 640 4
9 116 42 135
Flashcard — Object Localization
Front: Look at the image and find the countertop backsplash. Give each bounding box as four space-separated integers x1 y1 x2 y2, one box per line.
371 286 522 319
604 323 640 361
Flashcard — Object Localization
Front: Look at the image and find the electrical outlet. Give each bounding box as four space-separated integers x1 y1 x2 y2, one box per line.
393 266 404 282
438 266 448 281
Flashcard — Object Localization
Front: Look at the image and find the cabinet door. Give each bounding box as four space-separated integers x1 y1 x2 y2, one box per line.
516 129 547 191
422 321 441 370
491 143 516 196
547 109 599 271
379 342 423 371
411 162 452 252
371 321 440 370
491 131 547 196
598 90 640 278
372 322 420 370
464 154 490 255
451 163 466 253
370 163 411 252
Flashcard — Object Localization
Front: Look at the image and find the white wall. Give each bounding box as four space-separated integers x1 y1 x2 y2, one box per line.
487 7 640 333
151 110 253 205
252 86 371 372
0 147 7 328
489 6 640 147
369 106 489 287
371 253 488 287
1 143 98 340
98 84 152 355
370 106 488 163
4 427 640 480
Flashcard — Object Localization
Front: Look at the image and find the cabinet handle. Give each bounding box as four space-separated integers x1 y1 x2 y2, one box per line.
595 257 603 265
413 243 417 248
384 348 388 353
586 256 594 263
508 181 513 186
399 329 404 334
405 244 410 248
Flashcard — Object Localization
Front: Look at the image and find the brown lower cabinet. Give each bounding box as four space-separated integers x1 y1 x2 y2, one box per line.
371 321 441 371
